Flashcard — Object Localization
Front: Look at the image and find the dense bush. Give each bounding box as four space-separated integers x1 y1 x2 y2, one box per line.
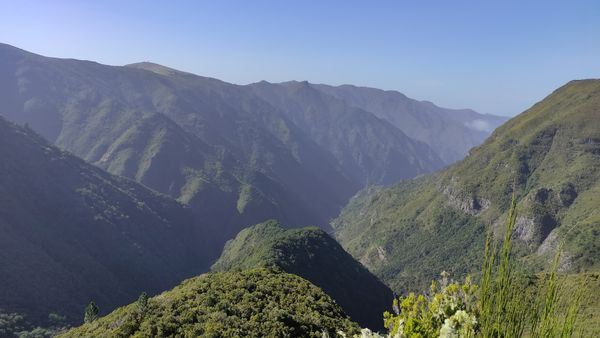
59 268 360 338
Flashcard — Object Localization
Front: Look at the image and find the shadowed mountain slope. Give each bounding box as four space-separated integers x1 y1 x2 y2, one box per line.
0 115 211 327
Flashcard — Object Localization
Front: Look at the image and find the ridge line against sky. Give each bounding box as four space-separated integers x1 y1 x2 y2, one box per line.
1 0 599 116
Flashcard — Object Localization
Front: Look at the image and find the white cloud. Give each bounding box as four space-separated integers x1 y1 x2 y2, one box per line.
465 119 493 133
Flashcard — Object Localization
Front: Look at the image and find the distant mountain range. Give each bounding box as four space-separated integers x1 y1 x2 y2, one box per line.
333 79 600 292
313 83 508 164
0 43 505 246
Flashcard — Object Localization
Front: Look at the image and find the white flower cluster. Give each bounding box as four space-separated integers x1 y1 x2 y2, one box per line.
439 310 477 338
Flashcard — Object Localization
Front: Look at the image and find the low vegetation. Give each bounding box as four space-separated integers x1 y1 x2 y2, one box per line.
59 268 360 338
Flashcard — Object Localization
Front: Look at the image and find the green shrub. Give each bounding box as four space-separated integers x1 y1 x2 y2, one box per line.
380 194 591 338
83 302 98 324
383 272 478 337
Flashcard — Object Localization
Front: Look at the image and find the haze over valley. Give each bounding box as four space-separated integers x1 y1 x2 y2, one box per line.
0 2 599 337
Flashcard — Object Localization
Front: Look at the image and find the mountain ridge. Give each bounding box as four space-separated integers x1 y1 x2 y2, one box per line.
0 42 356 240
312 82 508 163
248 80 444 185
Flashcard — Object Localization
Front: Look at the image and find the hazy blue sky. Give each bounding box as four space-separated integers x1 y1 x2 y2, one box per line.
1 1 599 116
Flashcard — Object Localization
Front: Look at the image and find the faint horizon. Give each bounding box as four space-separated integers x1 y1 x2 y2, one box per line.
1 1 599 116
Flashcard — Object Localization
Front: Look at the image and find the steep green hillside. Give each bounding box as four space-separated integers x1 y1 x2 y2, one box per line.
0 116 211 330
59 268 360 338
314 83 508 164
333 80 600 293
212 220 393 330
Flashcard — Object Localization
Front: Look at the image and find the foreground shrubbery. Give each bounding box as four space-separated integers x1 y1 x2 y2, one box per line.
346 196 592 338
382 273 478 337
59 268 360 338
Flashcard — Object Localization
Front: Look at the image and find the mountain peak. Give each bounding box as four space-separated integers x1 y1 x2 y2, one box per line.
125 61 189 76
